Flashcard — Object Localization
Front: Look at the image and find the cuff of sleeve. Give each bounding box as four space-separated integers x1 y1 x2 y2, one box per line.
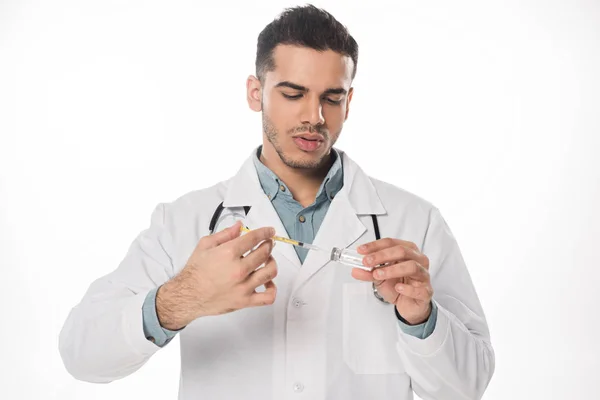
123 290 163 356
396 301 438 339
396 300 450 356
142 286 181 348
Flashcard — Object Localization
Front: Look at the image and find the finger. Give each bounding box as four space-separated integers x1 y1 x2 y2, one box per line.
241 239 275 273
372 260 429 282
394 282 433 302
363 244 428 270
405 279 428 288
197 221 242 250
248 279 277 307
245 256 278 291
357 237 420 255
228 226 276 257
351 267 376 282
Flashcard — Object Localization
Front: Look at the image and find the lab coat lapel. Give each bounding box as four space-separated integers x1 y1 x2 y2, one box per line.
290 193 365 293
222 148 387 283
291 150 387 292
222 152 302 269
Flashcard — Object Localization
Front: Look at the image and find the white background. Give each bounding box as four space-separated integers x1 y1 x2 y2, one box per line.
1 0 599 399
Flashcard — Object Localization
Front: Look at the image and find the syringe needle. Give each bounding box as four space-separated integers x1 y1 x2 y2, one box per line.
299 242 327 253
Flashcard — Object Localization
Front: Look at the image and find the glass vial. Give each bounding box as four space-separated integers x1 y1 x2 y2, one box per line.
330 247 372 271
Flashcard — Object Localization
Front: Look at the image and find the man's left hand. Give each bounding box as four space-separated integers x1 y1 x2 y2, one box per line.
354 238 433 325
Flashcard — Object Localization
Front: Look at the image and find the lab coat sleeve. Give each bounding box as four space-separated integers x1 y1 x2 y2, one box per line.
59 203 175 383
395 207 495 400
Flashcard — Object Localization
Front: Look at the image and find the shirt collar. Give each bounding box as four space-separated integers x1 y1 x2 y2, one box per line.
252 145 344 204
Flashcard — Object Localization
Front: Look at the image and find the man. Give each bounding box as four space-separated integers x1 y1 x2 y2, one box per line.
59 5 494 400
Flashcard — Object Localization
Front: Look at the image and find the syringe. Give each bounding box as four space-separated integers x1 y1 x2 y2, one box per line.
240 225 376 271
240 226 324 252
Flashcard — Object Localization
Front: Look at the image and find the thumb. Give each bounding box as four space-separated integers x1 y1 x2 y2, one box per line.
198 220 242 250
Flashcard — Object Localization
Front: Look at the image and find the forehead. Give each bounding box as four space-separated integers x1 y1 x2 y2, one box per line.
266 44 353 90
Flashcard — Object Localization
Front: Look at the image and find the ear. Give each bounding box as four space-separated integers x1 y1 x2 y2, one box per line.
344 87 354 121
246 75 262 112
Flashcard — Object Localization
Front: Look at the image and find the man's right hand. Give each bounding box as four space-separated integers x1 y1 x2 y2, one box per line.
156 221 277 330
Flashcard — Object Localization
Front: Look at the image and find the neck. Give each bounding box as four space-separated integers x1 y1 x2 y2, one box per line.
260 145 333 208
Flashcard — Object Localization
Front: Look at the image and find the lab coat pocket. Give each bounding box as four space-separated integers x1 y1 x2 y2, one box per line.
342 282 405 375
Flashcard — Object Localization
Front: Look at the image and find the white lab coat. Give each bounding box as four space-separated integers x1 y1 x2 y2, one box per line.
59 149 495 400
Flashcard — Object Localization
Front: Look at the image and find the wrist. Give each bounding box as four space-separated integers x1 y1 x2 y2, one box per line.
156 277 192 330
396 302 432 326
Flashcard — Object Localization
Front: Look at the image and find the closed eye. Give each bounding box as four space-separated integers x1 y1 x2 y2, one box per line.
282 93 343 105
282 93 302 100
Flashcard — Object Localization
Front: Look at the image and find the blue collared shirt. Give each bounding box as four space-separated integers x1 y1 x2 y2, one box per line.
142 146 437 346
251 146 343 263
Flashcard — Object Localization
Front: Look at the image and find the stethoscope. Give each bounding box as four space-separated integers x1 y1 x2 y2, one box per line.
208 201 389 303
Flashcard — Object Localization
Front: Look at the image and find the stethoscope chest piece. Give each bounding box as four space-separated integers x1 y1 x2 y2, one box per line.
372 282 390 304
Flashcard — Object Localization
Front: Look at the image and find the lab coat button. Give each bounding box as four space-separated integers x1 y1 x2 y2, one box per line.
293 382 304 393
292 298 303 308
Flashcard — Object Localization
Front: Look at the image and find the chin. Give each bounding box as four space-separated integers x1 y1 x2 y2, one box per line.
280 146 329 169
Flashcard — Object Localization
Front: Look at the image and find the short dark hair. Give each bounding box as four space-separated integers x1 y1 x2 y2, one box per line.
255 4 359 83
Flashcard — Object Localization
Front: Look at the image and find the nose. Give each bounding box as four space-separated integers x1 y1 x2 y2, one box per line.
300 97 325 127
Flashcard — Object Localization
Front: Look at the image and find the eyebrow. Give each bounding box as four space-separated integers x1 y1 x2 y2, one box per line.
274 81 347 95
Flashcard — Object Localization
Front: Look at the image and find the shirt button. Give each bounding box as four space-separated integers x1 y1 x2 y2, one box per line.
293 382 304 393
146 336 155 343
279 185 286 192
292 298 303 308
330 193 334 200
298 215 306 223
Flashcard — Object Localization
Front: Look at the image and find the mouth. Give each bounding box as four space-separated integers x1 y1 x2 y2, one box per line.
292 135 325 152
292 133 325 142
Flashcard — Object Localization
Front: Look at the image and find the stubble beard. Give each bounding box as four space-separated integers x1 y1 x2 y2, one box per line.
262 111 338 170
